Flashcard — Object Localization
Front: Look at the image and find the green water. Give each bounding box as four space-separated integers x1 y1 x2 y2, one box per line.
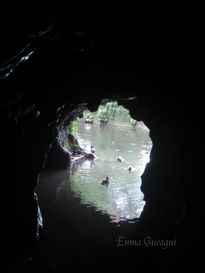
70 120 152 223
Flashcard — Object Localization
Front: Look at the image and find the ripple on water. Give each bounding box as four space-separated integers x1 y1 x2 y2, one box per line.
70 121 152 224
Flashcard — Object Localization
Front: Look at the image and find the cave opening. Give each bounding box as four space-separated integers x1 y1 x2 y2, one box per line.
35 98 157 269
60 100 153 224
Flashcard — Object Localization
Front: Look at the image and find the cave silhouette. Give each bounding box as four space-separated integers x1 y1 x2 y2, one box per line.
0 15 202 273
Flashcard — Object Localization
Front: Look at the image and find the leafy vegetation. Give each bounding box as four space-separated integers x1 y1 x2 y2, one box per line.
69 120 78 134
97 101 117 123
83 110 94 123
96 101 138 126
83 110 93 120
66 101 138 155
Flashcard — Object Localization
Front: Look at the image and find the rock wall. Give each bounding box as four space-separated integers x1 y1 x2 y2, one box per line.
0 16 202 271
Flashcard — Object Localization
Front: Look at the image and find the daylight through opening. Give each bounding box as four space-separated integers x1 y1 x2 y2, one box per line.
63 101 152 224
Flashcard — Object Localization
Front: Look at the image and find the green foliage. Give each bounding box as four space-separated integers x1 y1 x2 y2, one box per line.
83 110 93 120
69 120 78 134
82 101 138 126
130 118 137 126
97 101 118 123
114 105 130 124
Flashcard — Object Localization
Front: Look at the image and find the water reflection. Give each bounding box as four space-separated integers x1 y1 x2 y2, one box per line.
70 121 152 223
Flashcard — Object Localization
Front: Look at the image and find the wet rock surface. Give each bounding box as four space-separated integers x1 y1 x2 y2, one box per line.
0 16 202 272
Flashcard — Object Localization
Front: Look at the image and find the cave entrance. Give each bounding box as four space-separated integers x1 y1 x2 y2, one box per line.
64 101 152 223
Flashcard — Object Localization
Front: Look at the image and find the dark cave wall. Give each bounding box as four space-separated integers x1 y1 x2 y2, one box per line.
0 17 202 270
